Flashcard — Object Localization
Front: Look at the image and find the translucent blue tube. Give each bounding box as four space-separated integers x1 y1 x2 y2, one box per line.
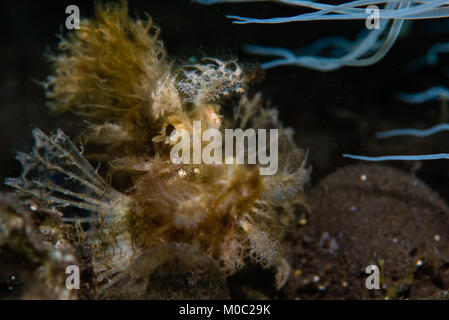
194 0 449 70
195 0 449 23
294 36 355 56
396 86 449 103
427 42 449 65
405 41 449 70
375 123 449 138
343 153 449 161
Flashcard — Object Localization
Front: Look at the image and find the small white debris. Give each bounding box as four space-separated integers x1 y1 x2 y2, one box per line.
318 284 327 291
177 168 187 178
434 234 441 242
63 254 75 263
54 240 66 249
360 174 367 181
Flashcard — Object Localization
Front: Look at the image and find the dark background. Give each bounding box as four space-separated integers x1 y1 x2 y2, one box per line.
1 0 449 199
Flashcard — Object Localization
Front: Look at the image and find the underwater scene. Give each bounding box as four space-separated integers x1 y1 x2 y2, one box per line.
1 0 449 301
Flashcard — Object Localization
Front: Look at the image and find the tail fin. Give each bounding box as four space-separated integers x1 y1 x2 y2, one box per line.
5 128 124 223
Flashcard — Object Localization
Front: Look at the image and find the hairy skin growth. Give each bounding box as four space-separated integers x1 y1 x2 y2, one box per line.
7 2 310 297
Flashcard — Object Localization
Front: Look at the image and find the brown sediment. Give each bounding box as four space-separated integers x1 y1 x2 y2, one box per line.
283 164 449 299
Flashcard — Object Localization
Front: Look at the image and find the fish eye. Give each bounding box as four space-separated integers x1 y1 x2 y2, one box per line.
165 124 175 136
